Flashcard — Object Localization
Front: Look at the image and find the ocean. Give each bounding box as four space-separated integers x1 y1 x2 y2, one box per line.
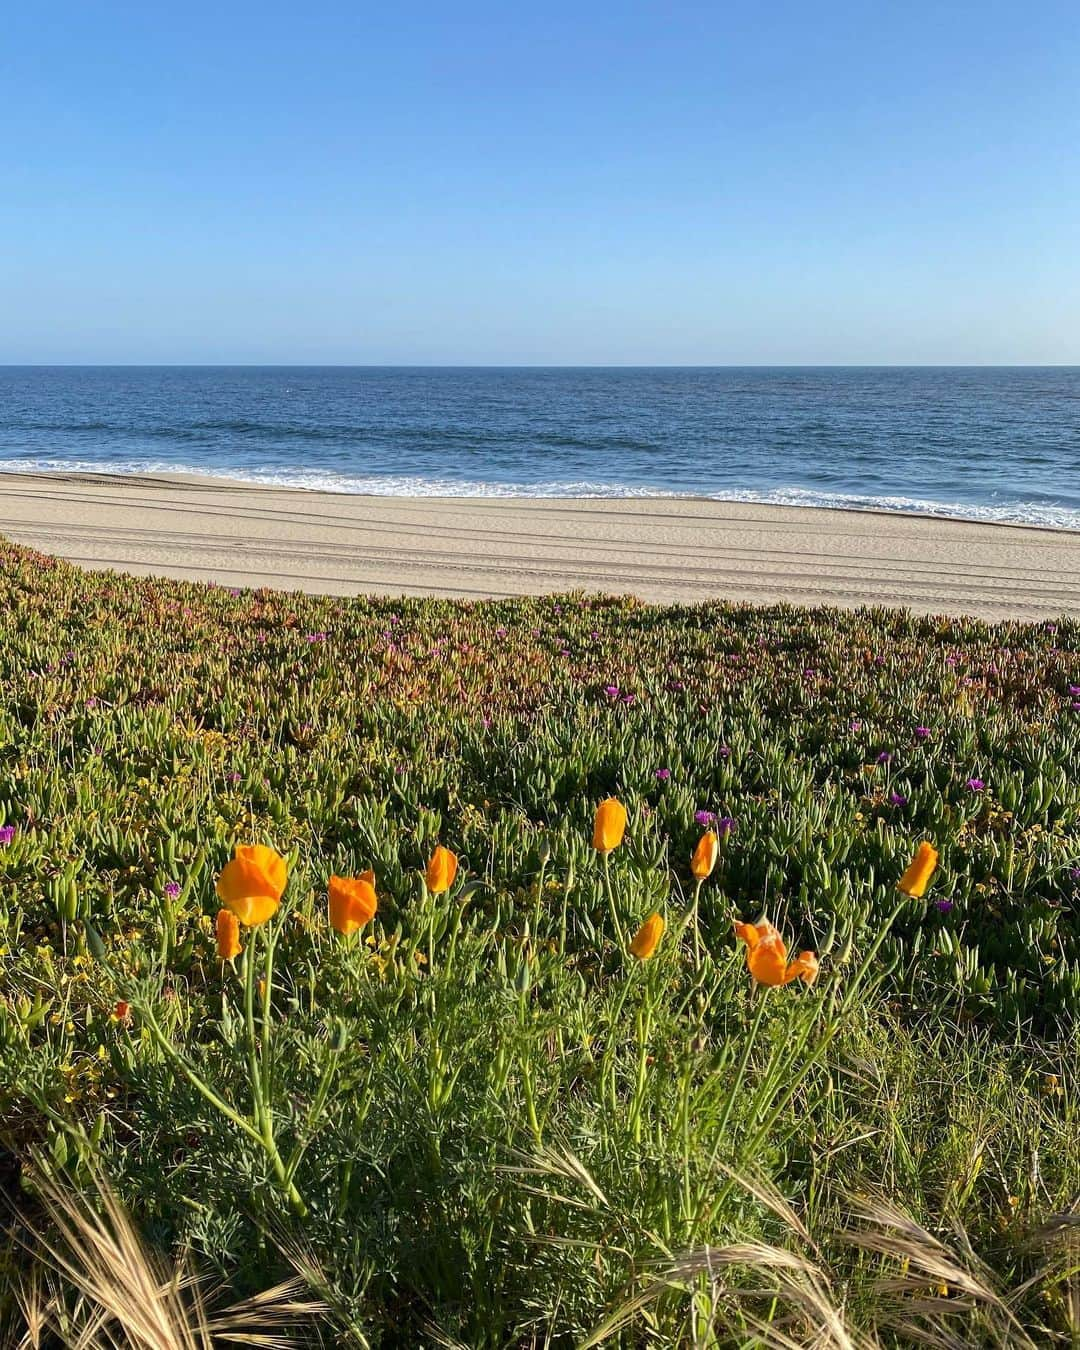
1 366 1077 528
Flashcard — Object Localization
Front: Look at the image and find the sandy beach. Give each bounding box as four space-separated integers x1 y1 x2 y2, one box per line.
1 469 1078 620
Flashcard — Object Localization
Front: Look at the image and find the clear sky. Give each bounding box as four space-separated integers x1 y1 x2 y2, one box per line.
3 1 1078 364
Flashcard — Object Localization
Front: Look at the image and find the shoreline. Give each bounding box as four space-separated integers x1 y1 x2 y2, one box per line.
1 469 1079 619
3 465 1078 535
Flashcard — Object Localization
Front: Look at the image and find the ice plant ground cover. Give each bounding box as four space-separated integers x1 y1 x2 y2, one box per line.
0 537 1078 1346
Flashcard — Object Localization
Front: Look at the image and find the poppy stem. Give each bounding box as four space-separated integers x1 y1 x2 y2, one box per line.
243 941 267 1127
714 984 769 1146
601 852 626 952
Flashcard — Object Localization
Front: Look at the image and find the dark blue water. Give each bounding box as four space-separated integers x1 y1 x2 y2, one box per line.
1 366 1078 527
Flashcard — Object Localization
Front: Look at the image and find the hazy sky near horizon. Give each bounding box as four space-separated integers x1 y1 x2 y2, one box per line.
3 2 1079 365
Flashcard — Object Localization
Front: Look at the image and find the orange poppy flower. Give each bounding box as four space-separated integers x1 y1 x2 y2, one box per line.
593 798 627 853
216 844 288 926
328 871 378 935
215 908 242 961
690 830 719 880
734 918 818 987
426 845 458 895
629 911 664 959
898 841 939 898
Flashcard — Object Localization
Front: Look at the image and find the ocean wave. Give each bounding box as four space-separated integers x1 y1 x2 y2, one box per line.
2 455 1078 531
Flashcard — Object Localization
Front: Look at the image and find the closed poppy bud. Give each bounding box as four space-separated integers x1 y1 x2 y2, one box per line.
328 873 378 935
898 841 938 898
215 908 242 961
593 798 627 853
426 845 458 895
690 830 719 880
629 912 664 959
216 844 287 926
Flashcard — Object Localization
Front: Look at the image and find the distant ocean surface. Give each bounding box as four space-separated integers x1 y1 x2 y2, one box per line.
1 366 1078 528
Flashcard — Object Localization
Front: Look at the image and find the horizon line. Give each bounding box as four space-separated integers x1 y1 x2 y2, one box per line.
2 362 1079 370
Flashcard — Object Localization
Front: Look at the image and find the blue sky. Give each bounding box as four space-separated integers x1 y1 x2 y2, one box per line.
2 1 1078 364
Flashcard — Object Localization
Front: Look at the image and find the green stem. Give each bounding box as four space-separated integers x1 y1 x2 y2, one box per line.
602 852 626 952
243 941 266 1127
285 1021 348 1184
141 1006 264 1148
713 983 769 1147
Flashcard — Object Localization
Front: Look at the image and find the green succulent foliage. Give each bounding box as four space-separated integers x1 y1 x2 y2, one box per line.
0 540 1078 1347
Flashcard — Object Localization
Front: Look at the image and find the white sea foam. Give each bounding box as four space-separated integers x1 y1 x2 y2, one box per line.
2 456 1078 531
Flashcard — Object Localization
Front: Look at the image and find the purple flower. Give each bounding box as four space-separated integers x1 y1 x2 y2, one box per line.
889 792 908 806
304 632 328 643
716 816 736 836
694 810 717 827
1068 868 1080 882
1069 685 1080 696
718 745 731 758
0 825 15 847
654 768 671 781
227 771 242 785
164 881 181 900
966 778 985 792
935 900 954 914
914 726 930 740
877 751 893 765
495 627 507 638
850 720 862 733
603 685 620 699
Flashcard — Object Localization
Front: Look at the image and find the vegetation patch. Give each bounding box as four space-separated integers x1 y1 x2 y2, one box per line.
1 539 1078 1346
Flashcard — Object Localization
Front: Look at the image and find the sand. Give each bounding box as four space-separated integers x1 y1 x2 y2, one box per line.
1 470 1078 620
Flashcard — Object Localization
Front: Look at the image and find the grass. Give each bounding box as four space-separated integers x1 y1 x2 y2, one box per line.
0 536 1078 1346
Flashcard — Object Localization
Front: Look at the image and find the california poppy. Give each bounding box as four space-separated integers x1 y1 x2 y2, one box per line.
733 918 818 987
898 841 938 898
690 830 719 880
426 845 458 895
629 912 664 959
216 844 287 926
593 798 627 854
215 908 242 961
329 871 378 935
